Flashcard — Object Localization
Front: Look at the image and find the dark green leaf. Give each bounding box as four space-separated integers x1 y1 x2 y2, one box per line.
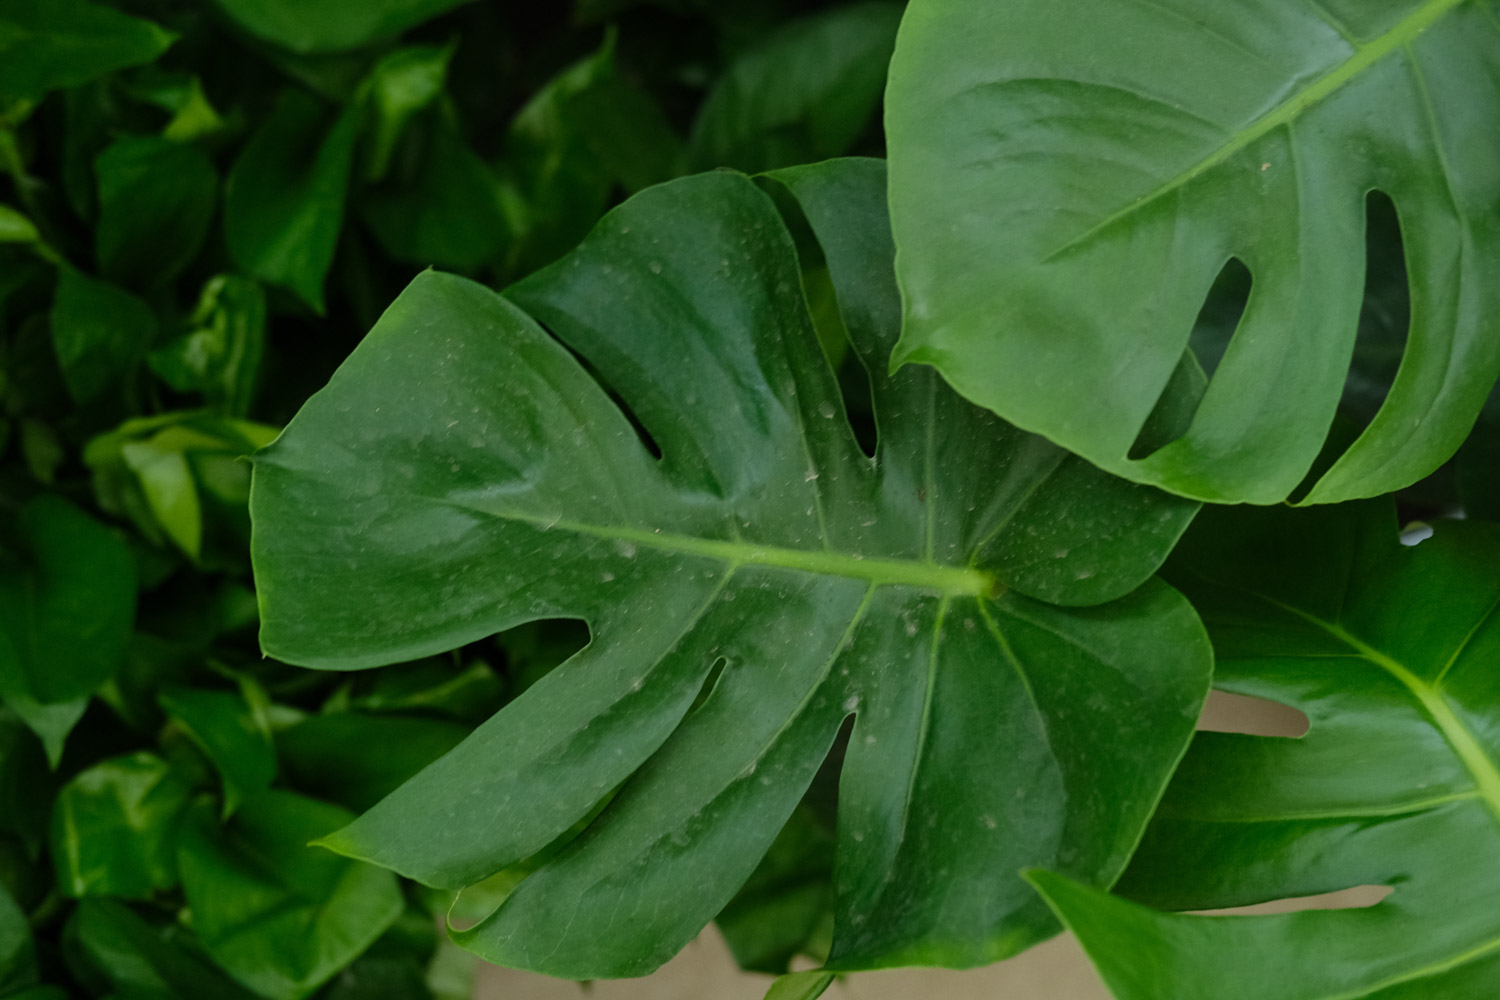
0 881 36 994
276 713 469 813
361 111 509 272
177 791 403 1000
51 752 191 899
0 495 136 707
158 687 275 817
68 898 259 1000
0 0 174 104
362 44 453 183
50 266 156 405
225 90 359 313
885 0 1500 504
148 276 267 417
1032 500 1500 998
209 0 473 55
94 136 218 289
688 3 901 174
0 710 51 848
252 161 1209 976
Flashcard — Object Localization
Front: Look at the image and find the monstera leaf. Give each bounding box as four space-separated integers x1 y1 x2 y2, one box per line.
250 160 1210 977
1031 500 1500 998
885 0 1500 505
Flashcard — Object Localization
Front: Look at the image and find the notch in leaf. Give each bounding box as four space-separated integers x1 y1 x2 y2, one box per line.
250 160 1211 977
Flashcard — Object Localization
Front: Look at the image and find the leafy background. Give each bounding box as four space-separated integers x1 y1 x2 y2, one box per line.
0 0 908 997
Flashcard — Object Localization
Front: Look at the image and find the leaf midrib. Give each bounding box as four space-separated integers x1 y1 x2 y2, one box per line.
1046 0 1469 261
1258 594 1500 827
434 496 998 596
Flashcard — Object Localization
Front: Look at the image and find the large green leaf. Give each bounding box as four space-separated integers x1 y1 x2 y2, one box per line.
0 0 173 105
1031 500 1500 998
177 791 403 1000
251 161 1210 976
885 0 1500 505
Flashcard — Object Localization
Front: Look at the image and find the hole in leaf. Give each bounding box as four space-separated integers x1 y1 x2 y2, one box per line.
495 618 591 697
538 324 664 460
1339 190 1411 428
1196 689 1309 738
1192 884 1392 916
1127 257 1252 460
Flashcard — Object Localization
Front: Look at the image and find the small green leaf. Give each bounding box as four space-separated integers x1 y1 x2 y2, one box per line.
0 204 37 244
253 161 1209 976
0 0 174 104
362 44 453 182
6 697 87 770
94 136 218 289
50 752 191 899
177 791 404 1000
225 90 359 313
0 496 137 706
688 3 901 174
50 266 156 405
764 970 835 1000
148 276 267 417
0 881 36 994
68 898 258 1000
1033 500 1500 998
209 0 474 55
276 713 468 813
158 687 275 817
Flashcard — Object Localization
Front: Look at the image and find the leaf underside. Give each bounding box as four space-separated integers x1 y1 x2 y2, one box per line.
887 0 1500 504
250 160 1210 978
1033 501 1500 999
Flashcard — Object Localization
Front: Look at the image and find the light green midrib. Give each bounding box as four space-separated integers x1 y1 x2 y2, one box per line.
1267 598 1500 826
436 497 998 597
1048 0 1468 260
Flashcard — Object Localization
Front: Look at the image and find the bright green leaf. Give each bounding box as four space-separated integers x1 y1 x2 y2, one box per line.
158 687 275 817
209 0 473 55
68 898 259 1000
764 970 835 1000
0 204 37 244
0 0 174 104
1033 499 1500 998
177 791 404 1000
886 0 1500 504
51 752 191 899
362 44 453 182
94 136 218 289
0 496 136 706
50 266 156 405
688 3 901 174
251 161 1209 977
225 90 359 313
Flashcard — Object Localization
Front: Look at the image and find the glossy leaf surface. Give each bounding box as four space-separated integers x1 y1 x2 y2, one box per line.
177 791 403 1000
252 161 1210 977
1032 500 1500 998
886 0 1500 504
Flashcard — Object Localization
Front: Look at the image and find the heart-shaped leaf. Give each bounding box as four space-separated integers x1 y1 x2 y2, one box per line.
1031 500 1500 998
886 0 1500 504
250 160 1210 977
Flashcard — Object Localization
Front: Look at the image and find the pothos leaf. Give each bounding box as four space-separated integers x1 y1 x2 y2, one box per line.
250 160 1210 977
1032 500 1500 999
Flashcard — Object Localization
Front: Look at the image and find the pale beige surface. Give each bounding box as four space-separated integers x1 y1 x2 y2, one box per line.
477 925 1112 1000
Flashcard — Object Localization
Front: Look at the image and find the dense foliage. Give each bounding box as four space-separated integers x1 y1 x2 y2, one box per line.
4 1 1499 1000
